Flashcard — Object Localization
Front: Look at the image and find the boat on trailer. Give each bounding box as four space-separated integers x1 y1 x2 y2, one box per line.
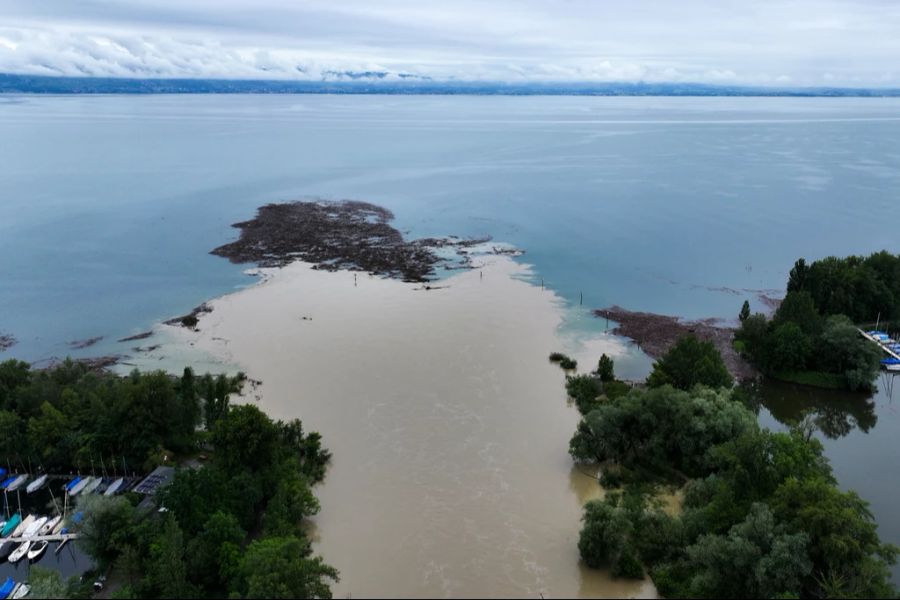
26 474 47 494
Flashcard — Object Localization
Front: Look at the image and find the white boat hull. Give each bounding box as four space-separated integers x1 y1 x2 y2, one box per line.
8 542 30 563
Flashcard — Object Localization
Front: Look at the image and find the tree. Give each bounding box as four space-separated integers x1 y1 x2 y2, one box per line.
263 471 320 537
579 499 641 577
149 514 191 599
739 301 751 323
27 401 68 467
77 495 137 568
566 375 602 415
569 386 754 479
684 504 811 598
238 537 339 599
187 511 246 591
819 315 882 391
767 322 813 373
597 354 616 382
647 335 733 390
212 404 279 473
773 290 823 336
787 258 809 293
771 477 898 597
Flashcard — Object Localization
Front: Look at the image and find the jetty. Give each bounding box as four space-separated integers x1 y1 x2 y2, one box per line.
858 329 900 360
2 533 78 544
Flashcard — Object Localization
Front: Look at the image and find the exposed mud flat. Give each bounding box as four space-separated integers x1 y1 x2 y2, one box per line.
594 305 758 381
210 200 493 282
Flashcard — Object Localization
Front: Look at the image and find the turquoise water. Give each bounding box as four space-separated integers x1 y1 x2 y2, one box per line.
3 94 900 578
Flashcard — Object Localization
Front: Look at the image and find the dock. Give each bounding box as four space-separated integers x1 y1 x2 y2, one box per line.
2 533 78 543
858 329 900 360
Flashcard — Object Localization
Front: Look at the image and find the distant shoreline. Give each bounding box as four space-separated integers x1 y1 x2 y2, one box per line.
3 73 900 97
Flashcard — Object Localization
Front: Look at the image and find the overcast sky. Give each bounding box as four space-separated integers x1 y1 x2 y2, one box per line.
1 0 898 86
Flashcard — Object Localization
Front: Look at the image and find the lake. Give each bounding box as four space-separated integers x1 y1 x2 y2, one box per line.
2 94 900 587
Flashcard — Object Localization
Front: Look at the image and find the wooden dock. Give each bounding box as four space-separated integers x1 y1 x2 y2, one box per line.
858 329 900 360
3 533 78 543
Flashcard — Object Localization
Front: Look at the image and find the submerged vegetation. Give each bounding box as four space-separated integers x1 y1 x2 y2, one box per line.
0 359 337 599
568 343 898 598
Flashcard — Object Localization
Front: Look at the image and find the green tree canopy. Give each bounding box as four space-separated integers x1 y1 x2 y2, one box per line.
647 335 733 391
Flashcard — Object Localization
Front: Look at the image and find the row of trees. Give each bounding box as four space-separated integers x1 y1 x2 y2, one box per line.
787 251 900 323
0 359 244 472
567 341 897 598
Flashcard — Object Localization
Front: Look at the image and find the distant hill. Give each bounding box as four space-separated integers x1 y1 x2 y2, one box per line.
1 73 899 97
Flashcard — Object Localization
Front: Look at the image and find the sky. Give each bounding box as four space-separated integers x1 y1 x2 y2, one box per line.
1 0 899 87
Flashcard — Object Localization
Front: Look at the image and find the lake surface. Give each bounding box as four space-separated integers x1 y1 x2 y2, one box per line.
2 94 900 588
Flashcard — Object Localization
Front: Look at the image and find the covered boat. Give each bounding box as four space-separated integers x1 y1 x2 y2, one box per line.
882 358 900 371
68 477 92 496
104 477 125 496
0 477 15 490
38 516 60 537
26 474 47 494
0 514 21 538
5 476 28 493
64 476 82 493
81 477 102 496
0 577 15 600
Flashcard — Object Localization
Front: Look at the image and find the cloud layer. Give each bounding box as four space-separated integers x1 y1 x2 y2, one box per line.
1 0 899 86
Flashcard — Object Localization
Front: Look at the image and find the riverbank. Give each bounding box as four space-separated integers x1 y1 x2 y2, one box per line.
141 255 654 598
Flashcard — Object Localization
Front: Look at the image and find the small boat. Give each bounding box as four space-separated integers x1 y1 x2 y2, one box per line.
5 476 28 493
10 584 29 599
68 477 92 497
8 543 30 564
0 514 21 538
38 516 60 537
0 577 15 600
64 476 82 493
882 358 900 371
0 477 15 490
26 541 48 562
81 477 102 496
25 475 47 494
12 516 34 539
51 519 65 536
22 517 46 539
104 477 125 496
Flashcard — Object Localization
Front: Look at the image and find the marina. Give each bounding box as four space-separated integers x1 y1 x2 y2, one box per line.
859 329 900 369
